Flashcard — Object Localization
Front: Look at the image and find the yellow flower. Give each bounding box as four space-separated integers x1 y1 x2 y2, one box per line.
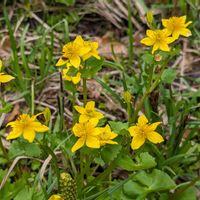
0 73 15 84
162 16 192 39
74 101 104 124
140 29 175 54
58 36 90 68
128 115 164 150
62 66 81 84
6 113 49 143
98 124 118 146
48 195 64 200
82 41 100 60
0 60 15 84
71 120 101 152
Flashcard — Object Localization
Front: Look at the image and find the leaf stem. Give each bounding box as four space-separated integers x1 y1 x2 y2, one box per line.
83 78 87 106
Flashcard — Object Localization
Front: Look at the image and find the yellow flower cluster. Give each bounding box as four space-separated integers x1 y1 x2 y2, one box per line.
6 112 49 143
141 15 192 54
48 195 64 200
71 101 118 152
0 60 14 84
56 36 100 84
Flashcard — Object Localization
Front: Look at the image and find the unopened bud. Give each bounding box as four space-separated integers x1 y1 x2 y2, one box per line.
154 54 162 62
146 10 153 27
123 91 132 103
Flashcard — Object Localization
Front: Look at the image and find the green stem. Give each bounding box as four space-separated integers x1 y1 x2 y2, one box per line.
36 139 60 190
0 137 8 160
72 91 76 125
88 162 116 186
83 78 87 106
79 150 84 188
132 62 166 122
31 79 35 116
59 72 64 131
127 102 132 126
170 176 200 200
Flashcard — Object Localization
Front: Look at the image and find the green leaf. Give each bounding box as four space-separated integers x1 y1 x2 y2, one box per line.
108 121 128 134
123 169 176 199
133 152 157 170
0 102 13 114
100 144 121 163
8 140 42 159
175 187 197 200
115 154 136 171
64 80 77 93
115 152 156 171
161 69 177 84
134 169 176 191
14 186 33 200
81 57 104 79
55 0 75 6
67 66 78 76
142 53 154 65
123 180 147 200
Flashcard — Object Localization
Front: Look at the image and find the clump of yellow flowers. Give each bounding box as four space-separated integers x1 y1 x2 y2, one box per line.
0 60 15 84
71 101 118 152
56 36 100 85
141 15 192 54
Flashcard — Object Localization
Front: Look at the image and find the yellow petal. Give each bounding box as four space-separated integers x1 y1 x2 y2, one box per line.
69 55 80 68
131 135 145 150
6 130 22 140
128 126 140 137
0 73 15 83
23 128 36 143
93 54 101 60
48 194 64 200
159 43 170 52
71 137 85 153
185 21 192 27
74 35 85 45
72 123 83 137
138 115 148 126
86 136 100 148
74 105 85 114
79 46 91 57
179 28 192 37
88 119 99 128
166 37 176 44
180 15 186 24
161 19 169 27
147 122 161 131
0 60 2 71
152 43 159 54
146 29 155 38
94 111 104 120
79 114 90 123
32 122 49 132
56 58 68 67
140 37 154 46
146 131 164 144
85 101 95 110
90 127 101 136
71 72 81 84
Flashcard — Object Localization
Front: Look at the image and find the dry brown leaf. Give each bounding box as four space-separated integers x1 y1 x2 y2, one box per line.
3 103 20 126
